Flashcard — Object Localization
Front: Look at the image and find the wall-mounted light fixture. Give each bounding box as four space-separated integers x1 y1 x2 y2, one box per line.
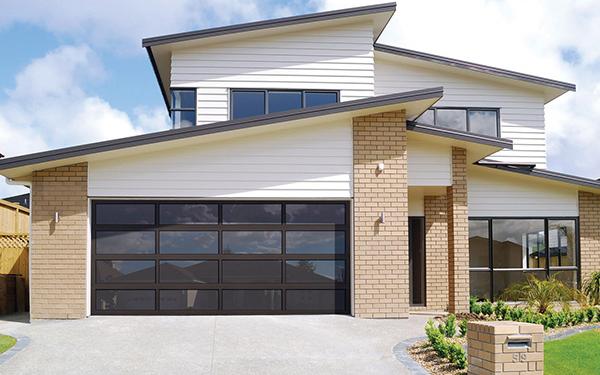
378 211 385 224
54 212 60 223
376 162 385 172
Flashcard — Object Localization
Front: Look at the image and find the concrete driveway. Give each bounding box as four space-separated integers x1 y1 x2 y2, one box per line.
0 314 431 375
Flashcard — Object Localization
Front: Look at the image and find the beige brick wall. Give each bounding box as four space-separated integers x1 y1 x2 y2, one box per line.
353 110 409 318
424 195 449 311
447 147 469 314
579 191 600 283
30 163 88 319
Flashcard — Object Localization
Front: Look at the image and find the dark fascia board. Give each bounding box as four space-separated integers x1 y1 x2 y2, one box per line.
0 87 442 171
407 121 513 149
375 43 576 92
479 163 600 190
146 47 170 113
142 2 396 47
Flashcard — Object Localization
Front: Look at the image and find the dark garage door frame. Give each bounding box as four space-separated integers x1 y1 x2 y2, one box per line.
91 200 351 315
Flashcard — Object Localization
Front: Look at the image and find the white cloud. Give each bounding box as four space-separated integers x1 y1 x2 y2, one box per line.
317 0 600 179
0 45 169 196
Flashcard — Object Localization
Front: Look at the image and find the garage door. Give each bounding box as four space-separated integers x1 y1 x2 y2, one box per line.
92 201 350 315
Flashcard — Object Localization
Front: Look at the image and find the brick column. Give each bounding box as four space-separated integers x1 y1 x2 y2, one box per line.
353 110 409 318
424 195 449 311
31 163 88 319
579 191 600 283
447 147 469 313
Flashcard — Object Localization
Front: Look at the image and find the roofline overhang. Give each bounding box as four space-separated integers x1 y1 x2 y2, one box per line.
146 47 170 113
0 87 442 173
374 43 576 93
142 2 396 47
407 121 513 149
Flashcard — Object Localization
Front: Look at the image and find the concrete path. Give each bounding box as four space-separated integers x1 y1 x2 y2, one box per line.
0 314 431 375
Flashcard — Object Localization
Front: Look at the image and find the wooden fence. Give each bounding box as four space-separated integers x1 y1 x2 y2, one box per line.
0 199 29 284
0 199 29 234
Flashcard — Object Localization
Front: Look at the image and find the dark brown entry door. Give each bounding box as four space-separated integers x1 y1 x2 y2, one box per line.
91 201 350 315
409 217 425 306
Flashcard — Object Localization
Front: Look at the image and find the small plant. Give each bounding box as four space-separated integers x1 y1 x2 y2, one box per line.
459 319 468 337
583 306 596 322
471 301 482 315
447 342 468 369
469 296 478 313
481 300 493 316
444 314 457 338
494 300 510 320
510 307 525 321
583 271 600 306
500 274 577 313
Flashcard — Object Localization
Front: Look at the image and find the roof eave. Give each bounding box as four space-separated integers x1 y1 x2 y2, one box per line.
407 121 514 149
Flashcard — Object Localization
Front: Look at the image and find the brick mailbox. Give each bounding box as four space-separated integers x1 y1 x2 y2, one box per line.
467 321 544 374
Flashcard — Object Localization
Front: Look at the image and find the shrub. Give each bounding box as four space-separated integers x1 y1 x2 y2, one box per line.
500 274 577 313
583 271 600 306
444 314 457 338
510 307 525 321
494 301 510 320
459 319 468 337
469 296 478 313
583 307 596 322
471 301 482 315
481 300 493 316
448 342 468 369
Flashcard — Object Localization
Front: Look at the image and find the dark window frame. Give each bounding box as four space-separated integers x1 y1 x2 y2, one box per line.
229 89 340 120
418 107 501 138
169 88 197 128
468 216 580 302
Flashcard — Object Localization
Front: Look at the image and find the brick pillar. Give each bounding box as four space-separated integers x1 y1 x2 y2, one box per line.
353 110 409 318
424 195 449 311
447 147 469 313
579 191 600 283
31 163 88 319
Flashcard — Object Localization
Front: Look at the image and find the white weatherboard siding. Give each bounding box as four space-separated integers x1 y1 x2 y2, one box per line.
468 167 578 217
407 140 451 186
89 121 352 198
375 56 548 168
171 23 375 125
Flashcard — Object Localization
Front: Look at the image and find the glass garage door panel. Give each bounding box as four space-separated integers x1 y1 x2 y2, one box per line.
92 201 349 315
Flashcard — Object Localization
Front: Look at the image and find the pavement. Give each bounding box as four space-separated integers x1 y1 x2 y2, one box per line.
0 313 432 375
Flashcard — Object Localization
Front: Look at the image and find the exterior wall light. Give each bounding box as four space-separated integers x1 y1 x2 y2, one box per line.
376 162 385 172
378 211 385 224
54 212 60 223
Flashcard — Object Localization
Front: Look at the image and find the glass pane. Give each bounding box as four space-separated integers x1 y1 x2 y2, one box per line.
469 271 491 301
549 220 576 267
286 290 345 312
222 290 282 311
550 270 578 289
96 204 155 225
96 290 155 311
159 290 218 310
159 260 218 283
469 220 489 268
171 89 196 109
492 219 545 269
285 204 345 224
172 110 196 128
304 91 338 107
268 91 302 113
285 231 345 254
435 109 467 131
222 204 281 224
222 231 282 254
222 261 281 283
285 260 345 283
159 204 218 224
231 91 265 119
96 231 155 254
416 109 434 125
159 231 218 254
469 110 498 137
493 270 545 300
96 261 155 283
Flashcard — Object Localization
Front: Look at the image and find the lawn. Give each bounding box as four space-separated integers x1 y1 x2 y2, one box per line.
545 329 600 375
0 334 16 354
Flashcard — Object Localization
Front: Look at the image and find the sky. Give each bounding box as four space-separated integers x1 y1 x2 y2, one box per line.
0 0 599 197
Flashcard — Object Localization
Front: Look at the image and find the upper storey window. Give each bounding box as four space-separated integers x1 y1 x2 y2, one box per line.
416 108 500 137
231 89 339 120
171 89 196 128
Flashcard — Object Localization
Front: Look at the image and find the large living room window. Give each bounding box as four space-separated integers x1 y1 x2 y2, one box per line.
469 218 579 301
416 107 500 137
170 89 196 128
230 89 339 120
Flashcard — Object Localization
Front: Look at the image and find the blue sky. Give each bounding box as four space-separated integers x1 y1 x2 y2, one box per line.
0 0 599 197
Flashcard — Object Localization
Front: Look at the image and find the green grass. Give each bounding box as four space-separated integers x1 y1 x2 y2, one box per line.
545 329 600 375
0 334 16 354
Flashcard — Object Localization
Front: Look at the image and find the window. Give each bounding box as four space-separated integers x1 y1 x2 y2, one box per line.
469 218 579 301
231 89 339 120
170 89 196 128
416 108 500 137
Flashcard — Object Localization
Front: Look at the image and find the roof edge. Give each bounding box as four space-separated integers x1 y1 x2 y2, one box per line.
407 121 513 149
375 43 576 92
142 2 396 47
0 87 442 171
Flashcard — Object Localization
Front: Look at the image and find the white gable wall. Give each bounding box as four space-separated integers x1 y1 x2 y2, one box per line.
171 22 375 125
407 140 451 186
375 56 548 168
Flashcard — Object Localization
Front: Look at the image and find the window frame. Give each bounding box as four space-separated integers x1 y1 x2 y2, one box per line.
418 107 501 138
468 216 580 301
169 88 197 128
229 89 340 120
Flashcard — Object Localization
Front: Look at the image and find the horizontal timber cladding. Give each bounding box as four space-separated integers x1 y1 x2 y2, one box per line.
91 200 350 315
